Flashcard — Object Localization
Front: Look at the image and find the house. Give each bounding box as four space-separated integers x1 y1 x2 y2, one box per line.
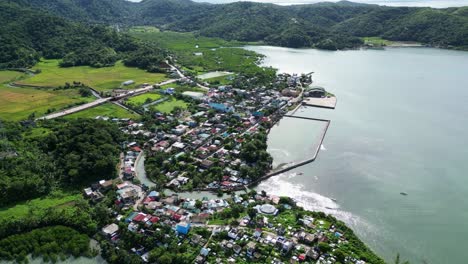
122 80 135 86
281 88 300 97
209 102 234 113
200 159 214 169
246 241 256 256
163 88 176 95
119 188 138 203
172 142 186 150
147 191 160 200
101 223 119 238
176 222 191 235
195 255 205 264
191 213 210 224
200 247 211 257
83 187 104 202
99 179 113 191
228 228 239 240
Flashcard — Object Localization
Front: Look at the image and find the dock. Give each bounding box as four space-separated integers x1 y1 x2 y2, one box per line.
302 96 337 109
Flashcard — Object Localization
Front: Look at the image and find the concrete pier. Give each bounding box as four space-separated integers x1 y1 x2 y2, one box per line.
302 96 337 109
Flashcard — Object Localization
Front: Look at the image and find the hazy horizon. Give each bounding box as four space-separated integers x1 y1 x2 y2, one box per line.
127 0 468 8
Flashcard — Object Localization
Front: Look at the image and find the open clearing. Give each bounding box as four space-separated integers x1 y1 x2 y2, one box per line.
0 193 80 221
16 59 168 92
161 83 206 93
0 71 26 83
0 86 94 121
198 71 233 80
152 97 188 113
126 92 162 106
64 102 139 119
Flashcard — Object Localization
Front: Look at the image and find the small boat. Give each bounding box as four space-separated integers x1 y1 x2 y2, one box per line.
298 172 304 175
330 198 338 202
400 192 408 196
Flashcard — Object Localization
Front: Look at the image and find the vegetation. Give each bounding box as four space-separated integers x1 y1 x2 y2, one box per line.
0 119 122 206
16 59 167 92
0 85 94 121
125 93 163 107
0 226 91 263
362 36 394 46
65 103 139 120
0 71 25 83
152 97 188 113
12 0 468 51
0 192 80 221
0 1 168 70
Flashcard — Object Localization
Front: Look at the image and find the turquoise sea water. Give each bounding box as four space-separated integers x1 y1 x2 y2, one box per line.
247 46 468 264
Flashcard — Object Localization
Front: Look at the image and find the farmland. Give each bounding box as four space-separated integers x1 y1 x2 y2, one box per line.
0 86 94 121
16 59 168 92
64 102 139 119
129 29 262 75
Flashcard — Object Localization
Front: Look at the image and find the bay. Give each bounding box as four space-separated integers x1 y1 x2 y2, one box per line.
246 46 468 264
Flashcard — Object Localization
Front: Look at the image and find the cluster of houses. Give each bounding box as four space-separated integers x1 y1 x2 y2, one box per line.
130 82 304 190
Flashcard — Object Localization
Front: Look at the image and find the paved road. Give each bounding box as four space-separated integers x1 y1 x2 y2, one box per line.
37 98 111 120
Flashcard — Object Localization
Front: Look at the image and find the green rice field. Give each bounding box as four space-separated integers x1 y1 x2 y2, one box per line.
16 59 168 92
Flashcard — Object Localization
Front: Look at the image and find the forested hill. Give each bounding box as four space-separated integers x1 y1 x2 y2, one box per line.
0 2 167 70
3 0 468 50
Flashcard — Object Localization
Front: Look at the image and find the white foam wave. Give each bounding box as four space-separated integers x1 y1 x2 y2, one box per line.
256 174 369 230
268 148 291 157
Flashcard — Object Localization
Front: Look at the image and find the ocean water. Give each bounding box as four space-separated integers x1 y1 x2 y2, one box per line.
246 46 468 263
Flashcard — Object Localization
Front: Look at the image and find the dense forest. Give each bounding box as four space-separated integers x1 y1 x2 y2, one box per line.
0 119 122 206
0 1 166 69
5 0 468 52
0 226 91 263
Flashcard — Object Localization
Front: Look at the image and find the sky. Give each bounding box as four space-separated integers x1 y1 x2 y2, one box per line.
127 0 468 8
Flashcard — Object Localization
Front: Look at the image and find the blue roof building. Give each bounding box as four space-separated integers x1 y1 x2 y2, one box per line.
148 191 159 198
209 102 234 113
176 222 191 235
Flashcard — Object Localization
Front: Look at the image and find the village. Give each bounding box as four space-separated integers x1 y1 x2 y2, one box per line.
87 177 366 264
76 64 378 264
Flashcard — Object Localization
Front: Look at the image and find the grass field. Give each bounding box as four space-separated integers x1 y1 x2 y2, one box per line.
0 86 94 121
152 97 188 113
362 37 393 46
129 29 262 75
16 59 168 92
22 127 52 139
204 74 235 85
0 71 26 84
65 102 139 119
0 193 80 221
125 92 162 106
